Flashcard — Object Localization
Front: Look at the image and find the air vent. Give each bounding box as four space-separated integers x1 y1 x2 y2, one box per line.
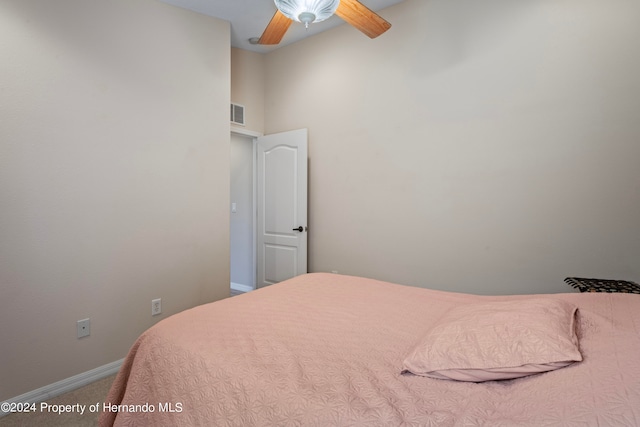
230 103 245 126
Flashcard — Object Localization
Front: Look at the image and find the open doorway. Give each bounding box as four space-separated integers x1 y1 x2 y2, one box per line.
230 132 255 295
230 128 308 296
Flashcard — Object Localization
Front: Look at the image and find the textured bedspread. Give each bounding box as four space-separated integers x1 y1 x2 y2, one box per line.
100 273 640 426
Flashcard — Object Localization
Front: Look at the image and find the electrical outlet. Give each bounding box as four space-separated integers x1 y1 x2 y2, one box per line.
77 318 90 338
152 298 162 316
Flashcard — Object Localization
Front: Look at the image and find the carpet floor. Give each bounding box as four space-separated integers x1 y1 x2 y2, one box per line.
0 374 116 427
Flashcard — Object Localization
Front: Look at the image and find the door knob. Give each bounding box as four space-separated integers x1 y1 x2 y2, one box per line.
292 226 304 232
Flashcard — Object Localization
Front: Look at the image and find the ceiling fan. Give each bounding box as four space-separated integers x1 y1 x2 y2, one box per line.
258 0 391 45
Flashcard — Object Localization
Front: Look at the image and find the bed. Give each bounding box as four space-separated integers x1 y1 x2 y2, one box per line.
100 273 640 426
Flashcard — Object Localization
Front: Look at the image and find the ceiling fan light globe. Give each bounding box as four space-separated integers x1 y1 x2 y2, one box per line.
274 0 340 24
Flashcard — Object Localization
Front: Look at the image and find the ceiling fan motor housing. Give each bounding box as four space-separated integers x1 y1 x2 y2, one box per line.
274 0 340 24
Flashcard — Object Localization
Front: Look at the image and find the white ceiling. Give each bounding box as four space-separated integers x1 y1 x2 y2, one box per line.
158 0 404 53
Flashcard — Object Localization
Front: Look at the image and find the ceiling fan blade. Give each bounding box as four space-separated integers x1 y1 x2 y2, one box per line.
335 0 391 39
259 10 293 45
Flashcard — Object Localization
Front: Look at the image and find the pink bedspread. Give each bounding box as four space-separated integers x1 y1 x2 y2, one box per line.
100 273 640 426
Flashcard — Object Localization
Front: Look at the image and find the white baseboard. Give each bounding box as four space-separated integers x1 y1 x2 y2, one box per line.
1 358 123 417
231 282 254 293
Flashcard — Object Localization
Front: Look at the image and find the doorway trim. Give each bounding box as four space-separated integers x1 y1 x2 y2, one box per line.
231 125 262 138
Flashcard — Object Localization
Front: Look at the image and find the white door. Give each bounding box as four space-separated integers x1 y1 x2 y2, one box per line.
256 129 308 288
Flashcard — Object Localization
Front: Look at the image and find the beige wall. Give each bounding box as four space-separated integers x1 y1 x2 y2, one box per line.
0 0 230 400
231 48 265 134
264 0 640 294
